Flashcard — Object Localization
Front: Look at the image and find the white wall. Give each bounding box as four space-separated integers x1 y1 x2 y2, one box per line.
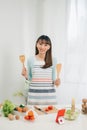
0 0 44 104
0 0 87 105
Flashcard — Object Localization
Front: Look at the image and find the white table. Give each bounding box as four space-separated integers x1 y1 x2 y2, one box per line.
0 105 87 130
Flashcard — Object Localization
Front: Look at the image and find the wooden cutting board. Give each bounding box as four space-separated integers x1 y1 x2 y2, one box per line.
34 106 58 115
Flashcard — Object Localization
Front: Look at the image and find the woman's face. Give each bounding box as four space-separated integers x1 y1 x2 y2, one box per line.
36 39 50 55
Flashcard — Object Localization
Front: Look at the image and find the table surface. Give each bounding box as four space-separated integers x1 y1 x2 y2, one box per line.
0 105 87 130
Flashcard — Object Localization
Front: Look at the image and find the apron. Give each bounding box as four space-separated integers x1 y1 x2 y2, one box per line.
27 60 57 105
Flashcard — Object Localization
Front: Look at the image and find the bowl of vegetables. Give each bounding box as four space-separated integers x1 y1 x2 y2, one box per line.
64 107 80 120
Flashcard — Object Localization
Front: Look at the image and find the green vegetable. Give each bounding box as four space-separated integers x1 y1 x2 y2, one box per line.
66 110 71 114
2 100 15 117
64 109 79 120
19 104 25 108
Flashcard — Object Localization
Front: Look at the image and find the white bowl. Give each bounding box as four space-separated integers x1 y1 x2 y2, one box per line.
64 107 80 120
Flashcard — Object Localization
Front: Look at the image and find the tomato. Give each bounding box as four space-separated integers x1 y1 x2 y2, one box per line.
48 105 53 110
29 116 35 120
44 105 54 112
24 115 29 120
45 108 49 111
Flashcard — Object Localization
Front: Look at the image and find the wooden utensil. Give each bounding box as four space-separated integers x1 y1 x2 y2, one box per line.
19 55 25 66
56 63 62 78
71 98 75 112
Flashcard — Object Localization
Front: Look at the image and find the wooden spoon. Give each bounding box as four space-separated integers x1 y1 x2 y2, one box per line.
19 55 25 66
56 63 62 78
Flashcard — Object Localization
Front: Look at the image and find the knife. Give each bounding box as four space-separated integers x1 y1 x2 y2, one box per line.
34 106 48 114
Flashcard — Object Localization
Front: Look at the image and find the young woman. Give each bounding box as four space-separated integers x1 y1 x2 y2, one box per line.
22 35 60 105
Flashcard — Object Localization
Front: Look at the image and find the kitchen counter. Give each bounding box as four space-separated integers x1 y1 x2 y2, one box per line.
0 105 87 130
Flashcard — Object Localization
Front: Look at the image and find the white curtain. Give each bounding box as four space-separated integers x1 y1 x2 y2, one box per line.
66 0 87 84
57 0 87 104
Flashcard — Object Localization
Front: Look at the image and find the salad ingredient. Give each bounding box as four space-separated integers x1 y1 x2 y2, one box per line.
15 115 20 120
82 98 87 114
2 100 15 117
14 104 28 112
48 105 53 110
8 114 14 120
24 110 35 121
45 105 54 111
64 109 79 120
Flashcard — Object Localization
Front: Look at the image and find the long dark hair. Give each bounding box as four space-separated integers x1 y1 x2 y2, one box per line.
35 35 52 68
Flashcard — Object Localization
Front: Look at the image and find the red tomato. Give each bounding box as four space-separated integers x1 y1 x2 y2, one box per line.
24 115 29 120
48 105 53 110
45 108 49 111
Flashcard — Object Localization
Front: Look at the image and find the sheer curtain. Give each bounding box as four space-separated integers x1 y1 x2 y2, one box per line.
57 0 87 104
66 0 87 84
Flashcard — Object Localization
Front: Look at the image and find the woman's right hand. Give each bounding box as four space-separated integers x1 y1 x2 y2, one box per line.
21 66 28 79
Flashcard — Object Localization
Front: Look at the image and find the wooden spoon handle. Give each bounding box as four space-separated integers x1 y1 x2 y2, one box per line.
56 63 62 78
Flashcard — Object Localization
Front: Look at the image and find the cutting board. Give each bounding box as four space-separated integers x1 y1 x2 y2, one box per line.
34 106 58 115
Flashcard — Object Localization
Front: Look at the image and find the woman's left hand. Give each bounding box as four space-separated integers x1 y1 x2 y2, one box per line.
54 78 61 87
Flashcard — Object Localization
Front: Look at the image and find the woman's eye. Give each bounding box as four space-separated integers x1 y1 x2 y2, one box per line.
39 43 42 45
45 44 48 46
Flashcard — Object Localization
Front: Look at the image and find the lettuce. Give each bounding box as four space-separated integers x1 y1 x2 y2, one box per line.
2 100 15 117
